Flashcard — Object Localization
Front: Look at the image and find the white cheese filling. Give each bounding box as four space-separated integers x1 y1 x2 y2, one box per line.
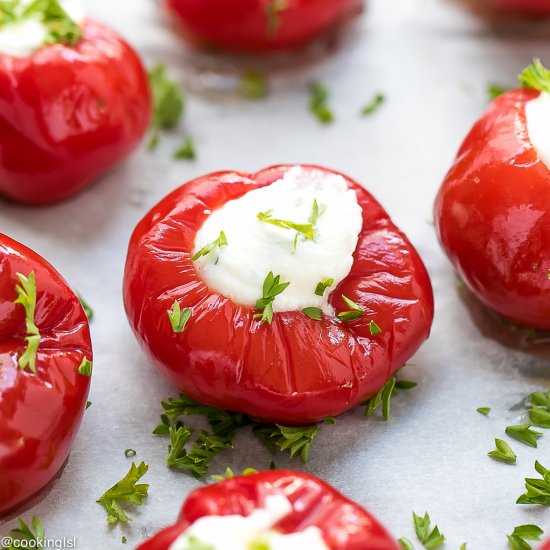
0 0 84 57
168 494 330 550
193 166 363 314
525 91 550 171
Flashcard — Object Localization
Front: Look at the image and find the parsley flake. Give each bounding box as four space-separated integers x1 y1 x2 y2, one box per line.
361 93 385 116
302 307 322 321
337 294 365 322
124 449 137 458
369 320 382 335
148 64 185 150
413 512 445 549
192 231 228 261
309 81 334 124
488 438 516 464
507 524 544 549
77 357 92 376
315 278 334 296
253 423 320 463
167 301 192 333
487 84 508 100
398 537 415 550
517 461 550 505
505 424 542 448
6 516 45 547
477 406 491 416
257 210 315 240
254 272 290 325
78 293 94 322
173 136 196 160
240 70 268 99
14 271 41 373
519 58 550 94
96 462 149 525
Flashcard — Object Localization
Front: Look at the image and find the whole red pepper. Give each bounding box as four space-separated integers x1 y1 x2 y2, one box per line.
164 0 363 53
0 233 92 516
434 69 550 330
137 469 399 550
124 164 433 425
0 19 151 205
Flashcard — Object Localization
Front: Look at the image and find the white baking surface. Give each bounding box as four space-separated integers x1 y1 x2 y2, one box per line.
2 0 550 547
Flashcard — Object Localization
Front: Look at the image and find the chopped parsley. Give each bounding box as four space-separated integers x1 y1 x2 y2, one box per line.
309 81 334 124
517 461 550 505
253 423 320 463
505 424 542 448
265 0 287 36
527 389 550 428
315 277 334 296
240 70 268 99
254 272 290 324
413 512 445 549
476 406 491 416
363 369 417 421
96 462 149 525
167 301 192 333
302 307 322 321
192 231 228 261
148 64 185 150
124 449 137 458
14 272 41 373
337 294 365 322
181 536 215 550
211 466 257 481
173 136 196 160
77 357 92 376
519 58 550 94
257 209 315 240
78 293 94 322
488 438 516 464
487 84 508 100
361 93 385 116
5 516 45 547
398 537 414 550
507 525 543 549
369 320 382 335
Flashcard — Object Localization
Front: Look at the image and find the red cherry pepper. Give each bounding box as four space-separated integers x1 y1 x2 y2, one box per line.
123 165 433 425
0 19 151 205
0 233 92 516
434 88 550 330
164 0 363 53
137 469 399 550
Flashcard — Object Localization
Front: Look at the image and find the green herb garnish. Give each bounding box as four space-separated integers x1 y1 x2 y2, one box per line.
309 81 333 124
505 424 542 448
257 210 315 240
488 438 516 464
315 278 334 296
253 424 320 463
265 0 287 36
173 136 196 160
5 516 45 548
167 301 192 333
369 320 382 335
398 537 415 550
77 357 92 376
337 294 365 322
124 449 137 458
192 231 228 261
240 70 268 99
302 307 322 321
14 271 41 373
477 406 491 416
254 272 290 325
517 461 550 505
78 293 94 322
413 512 445 549
361 93 385 116
148 64 184 150
363 369 417 420
507 524 543 549
487 84 508 100
96 462 149 525
519 58 550 94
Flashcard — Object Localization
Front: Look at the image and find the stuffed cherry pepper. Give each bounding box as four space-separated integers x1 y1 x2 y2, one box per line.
435 59 550 330
164 0 364 54
0 0 151 204
137 469 399 549
124 164 433 425
0 233 92 515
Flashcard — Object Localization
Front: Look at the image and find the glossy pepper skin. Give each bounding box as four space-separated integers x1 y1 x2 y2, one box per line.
137 470 399 550
0 234 92 516
165 0 363 53
124 165 433 425
0 19 151 205
434 89 550 330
